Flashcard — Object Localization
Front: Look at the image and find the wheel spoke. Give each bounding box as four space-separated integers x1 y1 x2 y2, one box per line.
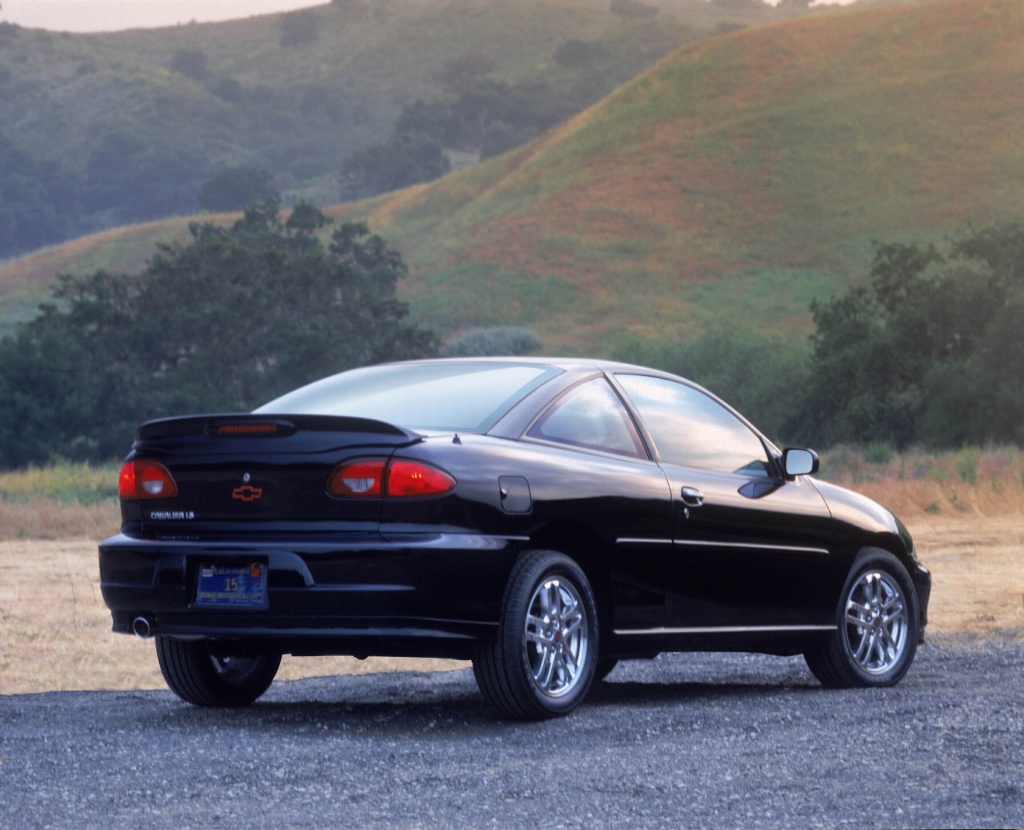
846 608 868 628
539 583 553 616
534 648 556 690
853 630 873 664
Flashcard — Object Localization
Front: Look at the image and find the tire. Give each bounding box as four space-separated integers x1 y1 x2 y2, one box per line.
804 548 920 689
473 550 599 720
155 637 281 707
595 658 619 682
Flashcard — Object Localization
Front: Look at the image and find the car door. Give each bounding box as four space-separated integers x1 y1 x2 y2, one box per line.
614 373 834 630
521 375 674 631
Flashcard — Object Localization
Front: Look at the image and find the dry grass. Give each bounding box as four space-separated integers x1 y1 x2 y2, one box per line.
0 497 120 542
0 539 467 695
1 514 1021 696
822 446 1024 519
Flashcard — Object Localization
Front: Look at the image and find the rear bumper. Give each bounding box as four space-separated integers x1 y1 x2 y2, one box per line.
99 531 522 657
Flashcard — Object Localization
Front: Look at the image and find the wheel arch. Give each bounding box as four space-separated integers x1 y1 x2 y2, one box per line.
863 530 920 578
527 522 615 634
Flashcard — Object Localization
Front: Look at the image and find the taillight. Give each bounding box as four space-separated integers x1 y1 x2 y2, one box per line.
327 458 455 498
387 460 456 497
119 460 179 500
327 459 387 497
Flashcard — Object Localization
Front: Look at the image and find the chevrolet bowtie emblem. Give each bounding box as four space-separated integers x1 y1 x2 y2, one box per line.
232 485 264 502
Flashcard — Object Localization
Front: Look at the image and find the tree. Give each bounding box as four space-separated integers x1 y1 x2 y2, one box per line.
83 128 208 223
0 132 81 258
436 51 497 96
800 222 1024 447
608 0 659 20
340 132 450 199
0 201 437 468
553 40 609 70
613 329 809 444
170 48 210 81
198 165 279 212
279 10 319 47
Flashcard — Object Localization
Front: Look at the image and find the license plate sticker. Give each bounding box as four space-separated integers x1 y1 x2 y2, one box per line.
195 563 267 608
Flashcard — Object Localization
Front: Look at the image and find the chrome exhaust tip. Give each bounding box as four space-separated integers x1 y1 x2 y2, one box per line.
132 616 153 639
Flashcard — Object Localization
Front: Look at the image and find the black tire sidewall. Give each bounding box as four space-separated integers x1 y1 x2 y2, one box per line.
156 637 280 707
836 548 920 687
502 550 599 718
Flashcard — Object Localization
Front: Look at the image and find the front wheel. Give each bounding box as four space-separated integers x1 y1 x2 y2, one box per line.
156 637 281 707
804 549 920 688
473 550 599 720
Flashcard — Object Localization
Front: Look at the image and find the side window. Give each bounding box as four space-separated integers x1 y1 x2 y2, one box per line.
616 374 770 476
527 378 646 459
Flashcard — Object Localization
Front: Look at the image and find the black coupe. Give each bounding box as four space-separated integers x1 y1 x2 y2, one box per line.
100 358 931 719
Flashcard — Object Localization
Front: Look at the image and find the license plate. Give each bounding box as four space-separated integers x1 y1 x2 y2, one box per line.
195 563 267 608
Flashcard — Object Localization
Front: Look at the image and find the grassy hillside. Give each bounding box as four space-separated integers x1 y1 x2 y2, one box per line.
362 0 1022 352
1 0 1019 354
0 0 753 259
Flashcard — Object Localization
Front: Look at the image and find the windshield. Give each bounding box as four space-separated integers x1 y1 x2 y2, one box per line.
257 361 560 432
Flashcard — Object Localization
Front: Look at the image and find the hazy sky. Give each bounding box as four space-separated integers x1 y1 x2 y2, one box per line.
0 0 329 33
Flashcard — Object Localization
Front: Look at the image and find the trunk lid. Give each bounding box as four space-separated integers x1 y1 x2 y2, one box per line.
124 414 421 533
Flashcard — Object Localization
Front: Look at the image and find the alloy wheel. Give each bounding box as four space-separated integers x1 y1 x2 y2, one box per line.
843 569 910 675
523 576 589 699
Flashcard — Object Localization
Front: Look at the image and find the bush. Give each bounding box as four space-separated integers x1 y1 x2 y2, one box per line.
442 327 543 357
864 441 893 465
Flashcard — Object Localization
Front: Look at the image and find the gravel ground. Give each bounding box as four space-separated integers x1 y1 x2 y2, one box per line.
1 633 1021 830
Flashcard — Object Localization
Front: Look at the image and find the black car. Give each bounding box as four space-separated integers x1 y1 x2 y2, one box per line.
100 358 931 720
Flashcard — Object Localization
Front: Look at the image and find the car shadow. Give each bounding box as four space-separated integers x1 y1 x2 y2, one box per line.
143 665 827 733
587 676 821 709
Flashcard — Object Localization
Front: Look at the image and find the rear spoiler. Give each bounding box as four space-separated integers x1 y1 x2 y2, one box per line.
134 413 420 443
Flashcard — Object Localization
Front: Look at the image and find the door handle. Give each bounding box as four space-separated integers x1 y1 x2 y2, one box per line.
680 487 705 507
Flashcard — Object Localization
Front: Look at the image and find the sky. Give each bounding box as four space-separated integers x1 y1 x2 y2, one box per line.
0 0 329 33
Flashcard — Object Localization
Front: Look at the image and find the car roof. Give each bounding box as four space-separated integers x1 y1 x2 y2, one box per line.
379 356 657 374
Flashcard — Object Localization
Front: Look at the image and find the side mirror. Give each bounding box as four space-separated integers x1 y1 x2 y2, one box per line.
783 448 819 479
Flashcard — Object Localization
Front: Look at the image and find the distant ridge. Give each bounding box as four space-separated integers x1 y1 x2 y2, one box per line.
2 0 1020 355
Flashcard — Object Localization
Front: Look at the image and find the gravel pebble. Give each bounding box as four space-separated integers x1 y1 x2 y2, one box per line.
1 633 1021 829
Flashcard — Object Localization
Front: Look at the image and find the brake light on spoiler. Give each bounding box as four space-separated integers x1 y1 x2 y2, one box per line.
215 422 279 436
327 458 455 499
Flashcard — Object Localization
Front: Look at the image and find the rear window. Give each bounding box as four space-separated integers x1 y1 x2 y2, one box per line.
256 361 560 432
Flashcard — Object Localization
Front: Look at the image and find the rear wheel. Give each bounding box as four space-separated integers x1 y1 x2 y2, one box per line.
804 549 919 688
473 550 598 720
156 637 280 707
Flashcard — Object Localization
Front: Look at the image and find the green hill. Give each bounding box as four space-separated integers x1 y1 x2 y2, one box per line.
0 0 774 259
361 0 1022 353
1 0 1019 356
